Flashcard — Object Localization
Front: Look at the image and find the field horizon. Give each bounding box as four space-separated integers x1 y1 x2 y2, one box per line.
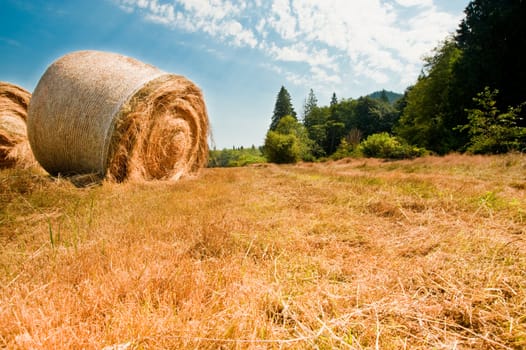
1 153 525 349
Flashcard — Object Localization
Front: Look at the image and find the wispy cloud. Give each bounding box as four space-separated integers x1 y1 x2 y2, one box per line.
113 0 462 92
116 0 257 47
0 37 22 48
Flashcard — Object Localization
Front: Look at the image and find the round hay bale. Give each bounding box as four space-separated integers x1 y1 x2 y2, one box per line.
27 50 209 182
0 82 37 169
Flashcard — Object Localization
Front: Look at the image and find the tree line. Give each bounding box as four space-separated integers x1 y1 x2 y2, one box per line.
262 0 526 163
210 0 525 167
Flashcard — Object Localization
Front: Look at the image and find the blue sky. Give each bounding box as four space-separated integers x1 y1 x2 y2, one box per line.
1 0 467 148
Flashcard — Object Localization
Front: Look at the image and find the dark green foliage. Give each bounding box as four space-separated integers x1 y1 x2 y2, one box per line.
359 133 427 159
455 0 526 126
303 104 330 157
461 88 526 154
351 97 398 138
302 93 399 158
391 0 526 154
270 86 297 131
325 93 346 155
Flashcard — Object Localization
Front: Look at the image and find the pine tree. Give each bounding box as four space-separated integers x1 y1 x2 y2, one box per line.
330 92 338 107
270 86 297 131
302 88 318 122
325 92 344 155
302 90 328 157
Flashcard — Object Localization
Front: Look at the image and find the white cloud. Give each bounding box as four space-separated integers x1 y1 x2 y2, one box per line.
394 0 433 7
268 42 338 70
268 0 298 40
179 0 239 21
114 0 257 48
310 66 342 85
221 20 258 48
113 0 463 92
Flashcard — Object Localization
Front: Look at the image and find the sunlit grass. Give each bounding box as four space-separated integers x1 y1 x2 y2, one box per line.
1 153 525 349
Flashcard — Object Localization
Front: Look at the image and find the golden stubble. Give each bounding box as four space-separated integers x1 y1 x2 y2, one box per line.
1 153 525 349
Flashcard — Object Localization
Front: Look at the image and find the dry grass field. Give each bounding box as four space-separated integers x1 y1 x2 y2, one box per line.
1 154 525 349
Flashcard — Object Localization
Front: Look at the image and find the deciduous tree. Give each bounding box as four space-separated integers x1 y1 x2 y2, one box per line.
395 39 464 154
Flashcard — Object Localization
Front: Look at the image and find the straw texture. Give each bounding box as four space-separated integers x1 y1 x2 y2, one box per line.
27 50 209 181
0 82 37 168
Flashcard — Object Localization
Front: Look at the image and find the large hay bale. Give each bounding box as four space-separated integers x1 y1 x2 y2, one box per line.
0 82 37 169
27 50 209 182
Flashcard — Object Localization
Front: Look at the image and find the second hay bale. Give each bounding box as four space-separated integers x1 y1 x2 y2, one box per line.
28 50 209 181
0 82 36 169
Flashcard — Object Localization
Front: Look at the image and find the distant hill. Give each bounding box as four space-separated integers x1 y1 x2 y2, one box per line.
367 90 403 104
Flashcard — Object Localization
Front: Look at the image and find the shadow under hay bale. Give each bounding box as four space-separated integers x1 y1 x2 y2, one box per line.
27 50 209 182
0 82 38 169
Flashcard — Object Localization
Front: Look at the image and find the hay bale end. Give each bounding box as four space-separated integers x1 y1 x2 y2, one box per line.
27 50 209 182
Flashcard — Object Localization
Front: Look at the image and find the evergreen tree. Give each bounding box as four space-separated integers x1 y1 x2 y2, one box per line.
325 92 344 155
270 86 297 131
330 92 338 107
302 89 328 157
302 88 318 122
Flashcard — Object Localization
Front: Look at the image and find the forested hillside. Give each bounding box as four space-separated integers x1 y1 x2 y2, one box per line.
367 90 402 104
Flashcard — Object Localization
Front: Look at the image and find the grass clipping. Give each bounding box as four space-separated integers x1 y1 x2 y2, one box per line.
0 82 36 169
27 50 209 182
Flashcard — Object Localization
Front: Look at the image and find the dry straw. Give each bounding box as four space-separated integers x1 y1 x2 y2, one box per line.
27 50 209 182
0 82 37 169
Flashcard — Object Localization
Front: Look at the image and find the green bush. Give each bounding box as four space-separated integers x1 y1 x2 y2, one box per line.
330 139 360 160
264 115 313 163
359 133 426 159
264 131 301 164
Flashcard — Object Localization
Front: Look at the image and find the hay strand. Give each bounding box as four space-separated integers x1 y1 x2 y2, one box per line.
0 82 37 169
27 50 209 182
